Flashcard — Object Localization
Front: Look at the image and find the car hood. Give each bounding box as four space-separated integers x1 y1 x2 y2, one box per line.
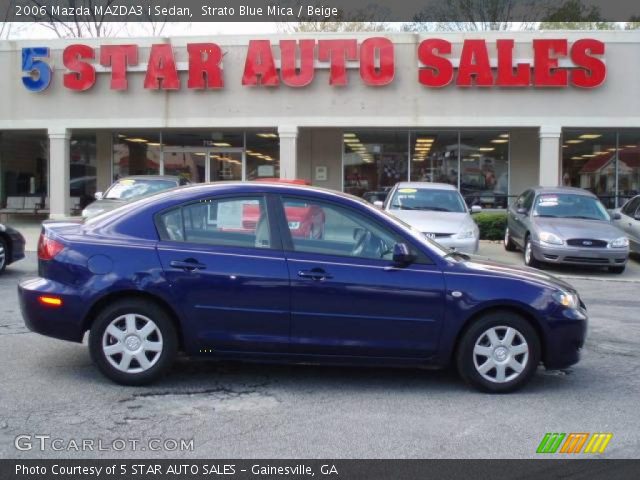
83 199 126 217
388 210 473 234
457 256 578 293
533 217 625 241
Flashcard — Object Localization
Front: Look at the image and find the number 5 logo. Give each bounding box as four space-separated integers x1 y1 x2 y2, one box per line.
22 47 52 92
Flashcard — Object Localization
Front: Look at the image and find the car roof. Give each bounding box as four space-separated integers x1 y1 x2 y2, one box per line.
116 175 182 182
393 182 458 190
531 186 598 197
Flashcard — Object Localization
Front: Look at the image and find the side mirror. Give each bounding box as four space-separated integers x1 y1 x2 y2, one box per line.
392 243 415 266
373 200 384 208
634 212 640 221
611 212 622 220
94 192 103 200
516 207 528 215
471 205 482 214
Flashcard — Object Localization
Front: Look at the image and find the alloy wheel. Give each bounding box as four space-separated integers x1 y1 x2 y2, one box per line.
0 244 5 270
101 314 163 374
472 326 529 383
525 240 532 265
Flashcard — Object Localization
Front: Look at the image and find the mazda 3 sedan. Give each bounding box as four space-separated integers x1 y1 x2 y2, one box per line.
19 183 587 393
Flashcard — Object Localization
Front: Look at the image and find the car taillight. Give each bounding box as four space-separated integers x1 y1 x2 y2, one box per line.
37 233 64 261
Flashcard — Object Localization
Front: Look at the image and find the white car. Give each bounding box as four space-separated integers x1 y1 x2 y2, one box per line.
379 182 481 254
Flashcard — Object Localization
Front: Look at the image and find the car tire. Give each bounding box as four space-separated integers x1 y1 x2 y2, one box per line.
456 311 541 393
608 265 626 274
504 227 517 251
89 298 178 386
524 235 541 268
0 237 7 273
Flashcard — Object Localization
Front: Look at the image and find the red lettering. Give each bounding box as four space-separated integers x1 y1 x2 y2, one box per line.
144 44 180 90
242 40 279 86
187 43 223 89
418 39 453 87
496 39 531 87
457 40 493 87
318 39 358 86
359 37 394 86
534 39 568 87
63 44 95 91
280 40 315 87
99 45 138 90
570 38 606 88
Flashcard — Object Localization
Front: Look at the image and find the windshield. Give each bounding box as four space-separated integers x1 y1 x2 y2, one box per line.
389 187 467 213
532 193 610 221
103 178 177 200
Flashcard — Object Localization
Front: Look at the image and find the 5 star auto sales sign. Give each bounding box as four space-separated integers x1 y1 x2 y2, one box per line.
21 37 606 93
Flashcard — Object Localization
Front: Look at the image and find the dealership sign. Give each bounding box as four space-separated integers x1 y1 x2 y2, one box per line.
21 37 606 92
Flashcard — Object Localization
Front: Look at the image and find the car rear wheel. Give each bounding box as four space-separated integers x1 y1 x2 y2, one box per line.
608 265 626 274
89 299 177 385
504 227 516 251
0 237 7 273
524 235 541 268
456 311 540 393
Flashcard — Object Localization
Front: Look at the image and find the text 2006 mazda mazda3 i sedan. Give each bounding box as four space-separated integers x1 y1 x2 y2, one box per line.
19 183 587 393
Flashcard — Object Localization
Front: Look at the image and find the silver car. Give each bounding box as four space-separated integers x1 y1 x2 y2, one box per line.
82 175 188 218
504 187 629 273
380 182 481 254
613 195 640 254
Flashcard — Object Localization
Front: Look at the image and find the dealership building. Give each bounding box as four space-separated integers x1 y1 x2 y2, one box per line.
1 30 640 218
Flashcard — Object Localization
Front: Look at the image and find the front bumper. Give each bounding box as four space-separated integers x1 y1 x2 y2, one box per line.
543 306 588 369
18 277 85 343
435 236 479 254
532 241 628 267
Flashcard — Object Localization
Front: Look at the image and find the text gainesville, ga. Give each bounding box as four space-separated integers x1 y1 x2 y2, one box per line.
15 464 338 476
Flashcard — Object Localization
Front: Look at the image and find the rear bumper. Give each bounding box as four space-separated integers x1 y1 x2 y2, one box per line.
542 307 588 370
18 277 85 343
531 241 628 267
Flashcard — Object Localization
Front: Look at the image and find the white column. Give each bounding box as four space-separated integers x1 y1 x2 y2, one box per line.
538 126 562 187
278 125 298 180
48 128 71 219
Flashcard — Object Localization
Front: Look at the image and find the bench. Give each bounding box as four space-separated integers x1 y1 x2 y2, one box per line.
0 196 81 221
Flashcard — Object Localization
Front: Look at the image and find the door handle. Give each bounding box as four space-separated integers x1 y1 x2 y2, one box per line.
170 259 207 271
298 268 332 281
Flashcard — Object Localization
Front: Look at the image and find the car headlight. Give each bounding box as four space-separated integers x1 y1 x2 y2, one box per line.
539 231 564 245
552 290 579 309
453 229 476 240
609 236 629 248
288 221 301 230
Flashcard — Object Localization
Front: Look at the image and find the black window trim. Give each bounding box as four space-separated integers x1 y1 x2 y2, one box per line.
273 194 435 265
153 192 283 251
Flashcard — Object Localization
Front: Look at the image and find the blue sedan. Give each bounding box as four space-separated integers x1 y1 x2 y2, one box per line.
19 183 588 392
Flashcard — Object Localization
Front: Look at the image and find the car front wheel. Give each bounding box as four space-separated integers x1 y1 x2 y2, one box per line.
456 311 540 393
89 299 178 385
0 237 7 273
504 227 516 251
524 235 541 268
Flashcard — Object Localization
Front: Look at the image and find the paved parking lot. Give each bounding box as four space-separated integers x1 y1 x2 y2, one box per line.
0 253 639 459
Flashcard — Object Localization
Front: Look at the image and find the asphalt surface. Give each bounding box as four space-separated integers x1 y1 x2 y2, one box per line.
0 253 639 459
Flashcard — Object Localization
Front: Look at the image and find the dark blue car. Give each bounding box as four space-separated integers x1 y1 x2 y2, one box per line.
19 183 587 392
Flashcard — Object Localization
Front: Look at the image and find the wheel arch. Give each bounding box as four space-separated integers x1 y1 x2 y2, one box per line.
82 290 185 351
451 303 546 365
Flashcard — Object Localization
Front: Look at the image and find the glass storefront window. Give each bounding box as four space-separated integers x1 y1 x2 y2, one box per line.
459 131 509 208
410 131 459 186
343 131 408 198
70 133 96 209
112 131 161 180
562 130 617 208
616 131 640 205
0 130 48 207
246 130 279 180
161 130 243 149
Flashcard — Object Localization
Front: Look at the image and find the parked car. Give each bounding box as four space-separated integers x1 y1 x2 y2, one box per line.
381 182 481 254
504 187 629 273
19 183 588 393
0 222 25 274
363 189 390 205
82 175 189 218
612 195 640 254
